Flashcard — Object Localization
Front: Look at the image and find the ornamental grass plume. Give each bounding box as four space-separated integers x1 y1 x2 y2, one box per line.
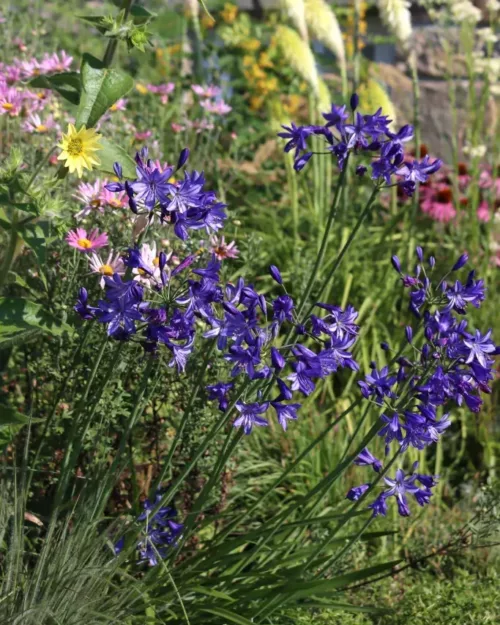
281 0 309 42
274 25 319 93
304 0 346 66
357 79 397 128
376 0 412 50
317 76 332 114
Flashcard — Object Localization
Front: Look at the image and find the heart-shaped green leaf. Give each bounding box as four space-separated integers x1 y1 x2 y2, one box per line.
97 137 137 179
76 54 133 129
29 72 82 105
0 297 73 338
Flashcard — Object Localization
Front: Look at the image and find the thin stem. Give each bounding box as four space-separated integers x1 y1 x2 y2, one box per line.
302 185 379 321
102 0 134 68
295 157 350 321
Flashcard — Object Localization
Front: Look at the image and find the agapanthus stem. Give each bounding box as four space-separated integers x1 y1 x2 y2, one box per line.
295 157 350 322
302 184 379 321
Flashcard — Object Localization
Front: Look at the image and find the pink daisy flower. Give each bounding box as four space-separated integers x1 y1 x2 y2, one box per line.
19 58 43 79
22 112 56 134
0 87 23 116
191 84 222 99
89 251 125 287
200 98 232 115
147 82 175 96
210 235 239 260
109 98 127 112
41 51 73 73
74 181 104 220
99 184 128 209
66 228 108 252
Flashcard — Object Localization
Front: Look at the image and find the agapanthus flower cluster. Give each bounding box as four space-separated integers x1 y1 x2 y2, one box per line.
106 147 227 240
75 145 360 434
278 93 442 196
115 493 183 567
347 249 498 518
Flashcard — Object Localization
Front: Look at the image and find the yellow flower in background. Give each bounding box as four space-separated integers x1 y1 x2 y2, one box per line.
249 95 264 111
57 124 102 178
283 94 303 116
243 54 254 67
201 14 216 29
258 52 274 69
166 43 182 55
221 3 238 24
240 38 261 52
136 82 148 95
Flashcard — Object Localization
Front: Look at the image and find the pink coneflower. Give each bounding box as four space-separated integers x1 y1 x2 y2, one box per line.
22 112 56 134
41 51 73 73
0 87 23 116
200 98 232 115
89 251 125 287
74 181 104 220
135 130 152 141
192 84 222 98
477 201 491 222
421 184 457 223
66 227 108 252
210 235 239 260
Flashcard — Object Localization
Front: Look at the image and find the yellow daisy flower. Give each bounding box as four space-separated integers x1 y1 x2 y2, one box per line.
57 124 102 178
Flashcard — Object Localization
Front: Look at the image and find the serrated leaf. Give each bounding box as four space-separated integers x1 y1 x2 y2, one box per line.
20 220 54 267
76 54 133 129
130 5 156 22
29 72 82 106
0 297 73 338
0 406 42 427
97 137 137 179
78 15 109 35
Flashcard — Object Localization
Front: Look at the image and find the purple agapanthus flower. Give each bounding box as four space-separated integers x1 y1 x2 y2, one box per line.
271 401 301 430
233 400 269 434
355 448 383 472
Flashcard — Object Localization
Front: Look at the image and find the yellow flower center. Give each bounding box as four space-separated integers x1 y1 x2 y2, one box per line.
32 68 40 76
36 124 48 133
153 257 160 267
136 83 148 95
2 103 14 111
77 238 92 249
110 103 118 111
90 198 102 208
138 268 147 276
99 264 114 276
67 136 83 157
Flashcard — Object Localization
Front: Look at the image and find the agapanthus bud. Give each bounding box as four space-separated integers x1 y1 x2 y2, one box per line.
295 324 305 335
421 344 430 360
381 341 390 351
113 161 123 179
356 165 367 176
176 147 190 170
294 151 313 172
159 251 167 271
269 265 283 285
429 256 436 268
452 253 468 271
350 93 359 111
425 326 433 341
416 246 423 262
391 255 402 273
405 326 413 344
271 347 285 370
